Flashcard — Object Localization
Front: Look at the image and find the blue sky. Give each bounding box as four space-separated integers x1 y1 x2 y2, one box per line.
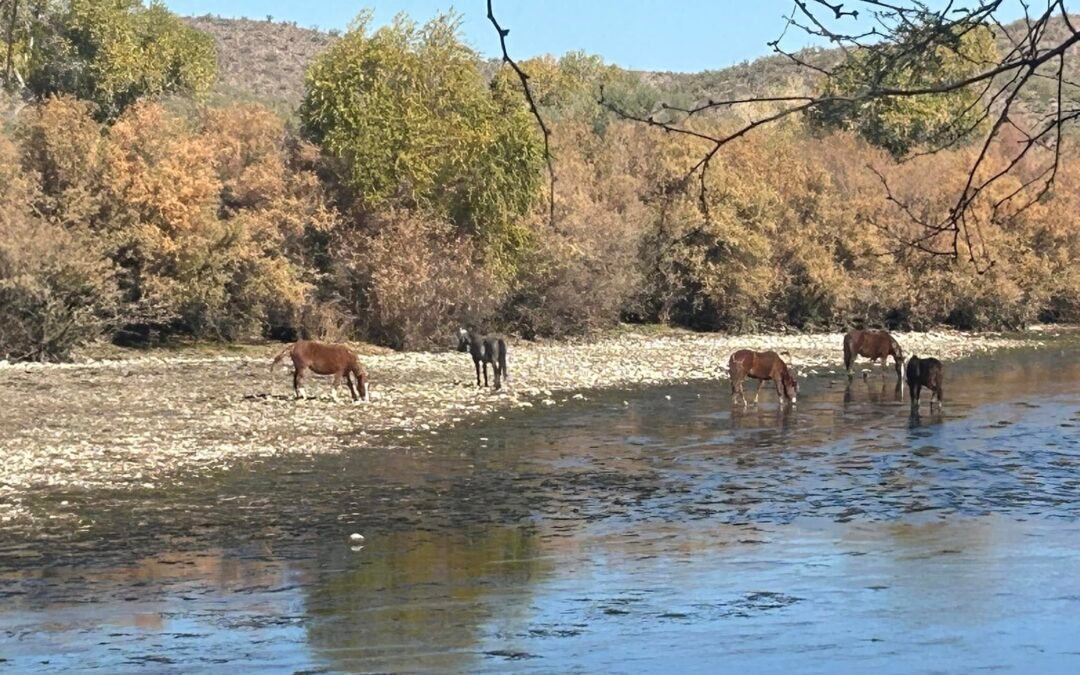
164 1 1062 73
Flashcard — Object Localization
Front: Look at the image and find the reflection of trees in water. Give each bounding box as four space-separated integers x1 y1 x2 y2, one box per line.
0 547 290 627
303 525 548 672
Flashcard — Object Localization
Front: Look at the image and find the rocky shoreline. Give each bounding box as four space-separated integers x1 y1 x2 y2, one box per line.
0 328 1049 524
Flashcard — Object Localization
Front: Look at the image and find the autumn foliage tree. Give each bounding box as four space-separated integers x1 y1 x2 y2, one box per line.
300 12 542 275
2 7 1079 361
14 0 216 118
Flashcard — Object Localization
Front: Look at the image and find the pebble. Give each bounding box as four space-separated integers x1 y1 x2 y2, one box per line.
349 533 365 543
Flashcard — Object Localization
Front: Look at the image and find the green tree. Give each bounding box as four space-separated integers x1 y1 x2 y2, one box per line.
809 23 998 158
26 0 216 119
300 11 542 274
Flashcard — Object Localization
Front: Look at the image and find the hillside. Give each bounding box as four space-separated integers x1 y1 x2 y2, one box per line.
183 15 339 110
184 13 1080 115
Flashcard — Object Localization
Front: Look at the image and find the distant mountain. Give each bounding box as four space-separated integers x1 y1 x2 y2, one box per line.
183 15 339 111
184 13 1080 117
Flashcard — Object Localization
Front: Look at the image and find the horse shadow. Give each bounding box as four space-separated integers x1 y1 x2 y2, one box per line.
729 403 795 431
843 378 903 406
907 406 944 430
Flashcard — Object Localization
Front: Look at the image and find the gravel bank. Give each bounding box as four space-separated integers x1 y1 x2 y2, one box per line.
0 328 1042 523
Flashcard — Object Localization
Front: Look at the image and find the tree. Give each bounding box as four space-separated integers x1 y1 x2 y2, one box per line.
591 1 1080 272
24 0 216 119
810 23 999 158
300 11 542 274
0 133 116 360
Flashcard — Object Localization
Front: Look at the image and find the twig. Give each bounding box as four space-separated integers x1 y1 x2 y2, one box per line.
486 0 557 228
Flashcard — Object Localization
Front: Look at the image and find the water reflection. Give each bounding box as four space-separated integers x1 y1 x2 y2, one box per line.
729 402 794 431
305 526 547 672
844 377 904 405
908 405 945 429
1 346 1079 672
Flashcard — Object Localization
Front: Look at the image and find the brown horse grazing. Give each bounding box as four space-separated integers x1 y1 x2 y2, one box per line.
271 340 368 402
906 355 943 409
728 350 799 407
843 329 904 379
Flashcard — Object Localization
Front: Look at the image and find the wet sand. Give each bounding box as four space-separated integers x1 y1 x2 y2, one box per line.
0 328 1050 525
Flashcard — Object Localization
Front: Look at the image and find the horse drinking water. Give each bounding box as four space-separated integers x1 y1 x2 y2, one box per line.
457 328 508 390
843 329 904 379
906 355 943 409
728 350 799 407
271 340 369 402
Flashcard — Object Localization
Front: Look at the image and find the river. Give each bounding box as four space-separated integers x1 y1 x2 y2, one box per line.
1 343 1079 673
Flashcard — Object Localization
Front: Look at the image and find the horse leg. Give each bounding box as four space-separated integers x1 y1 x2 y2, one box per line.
293 367 307 400
753 379 766 405
931 384 942 409
474 358 481 387
483 361 490 388
345 370 359 402
493 361 502 390
774 378 785 406
331 373 342 402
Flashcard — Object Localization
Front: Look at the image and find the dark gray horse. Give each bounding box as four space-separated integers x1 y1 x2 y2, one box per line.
457 328 509 390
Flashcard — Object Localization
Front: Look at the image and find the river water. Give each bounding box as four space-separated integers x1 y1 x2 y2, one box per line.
2 343 1079 673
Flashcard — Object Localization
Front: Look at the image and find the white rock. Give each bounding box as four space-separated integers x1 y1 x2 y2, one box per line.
349 533 365 543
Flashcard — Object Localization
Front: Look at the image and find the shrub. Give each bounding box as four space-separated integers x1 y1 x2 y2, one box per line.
331 211 505 350
0 215 116 361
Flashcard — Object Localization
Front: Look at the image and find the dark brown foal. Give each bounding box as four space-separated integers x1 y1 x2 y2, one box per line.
728 349 799 407
271 340 368 402
906 355 943 410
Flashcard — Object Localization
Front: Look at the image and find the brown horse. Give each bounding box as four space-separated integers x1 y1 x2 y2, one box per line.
728 350 799 406
843 329 904 379
271 340 368 402
906 355 943 409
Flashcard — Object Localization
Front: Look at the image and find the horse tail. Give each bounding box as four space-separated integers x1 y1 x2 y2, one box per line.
499 339 508 382
842 333 854 371
270 343 294 372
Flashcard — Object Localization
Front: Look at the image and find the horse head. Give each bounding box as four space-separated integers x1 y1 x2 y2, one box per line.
782 366 799 404
456 327 470 352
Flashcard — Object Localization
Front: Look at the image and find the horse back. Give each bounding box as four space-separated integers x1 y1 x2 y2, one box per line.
481 336 506 363
293 340 356 374
731 349 784 380
906 356 943 387
849 329 894 358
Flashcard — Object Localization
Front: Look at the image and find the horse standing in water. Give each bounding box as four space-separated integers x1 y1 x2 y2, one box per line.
728 350 799 407
906 355 944 409
271 340 369 402
458 328 509 390
843 329 904 379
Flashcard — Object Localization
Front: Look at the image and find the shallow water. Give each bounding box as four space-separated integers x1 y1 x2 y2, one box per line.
2 345 1080 673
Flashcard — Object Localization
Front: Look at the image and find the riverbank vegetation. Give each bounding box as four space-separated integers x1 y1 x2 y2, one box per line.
2 3 1078 360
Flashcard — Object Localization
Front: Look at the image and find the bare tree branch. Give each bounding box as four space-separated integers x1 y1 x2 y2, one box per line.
600 0 1080 270
486 0 557 229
